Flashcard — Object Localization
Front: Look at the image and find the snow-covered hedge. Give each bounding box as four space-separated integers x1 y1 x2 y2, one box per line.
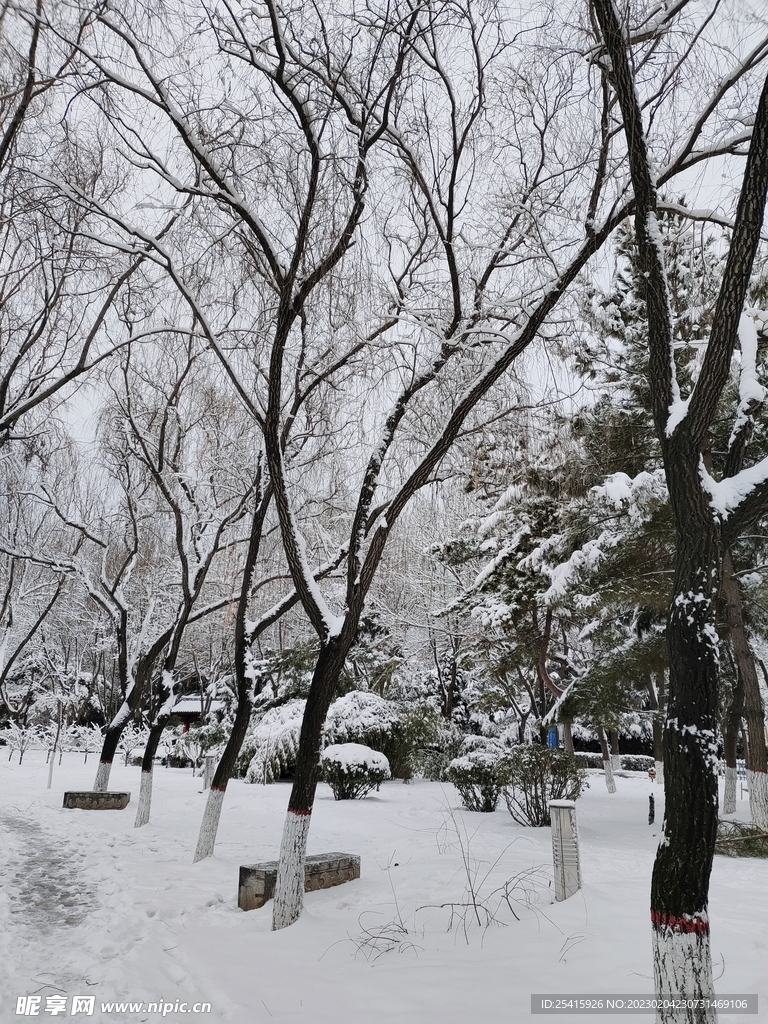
446 745 509 812
573 751 654 772
320 743 391 800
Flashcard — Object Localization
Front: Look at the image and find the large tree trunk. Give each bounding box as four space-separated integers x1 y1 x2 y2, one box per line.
272 637 350 930
651 478 720 1023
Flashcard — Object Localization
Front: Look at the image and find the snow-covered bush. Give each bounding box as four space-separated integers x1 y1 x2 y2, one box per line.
320 743 390 800
324 691 443 780
446 745 510 812
324 691 401 750
504 745 587 827
245 699 305 784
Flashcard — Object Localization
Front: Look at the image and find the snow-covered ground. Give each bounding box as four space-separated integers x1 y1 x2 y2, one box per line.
0 753 765 1024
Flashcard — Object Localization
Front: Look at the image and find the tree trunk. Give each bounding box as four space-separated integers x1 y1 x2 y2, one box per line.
646 675 665 787
93 716 125 792
651 494 720 1023
193 698 252 861
563 720 574 754
744 672 768 832
722 551 767 827
598 726 616 794
134 720 166 828
610 729 621 773
721 653 744 818
272 637 350 930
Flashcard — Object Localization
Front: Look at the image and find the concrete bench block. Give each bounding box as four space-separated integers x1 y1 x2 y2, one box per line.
63 791 131 810
238 852 360 911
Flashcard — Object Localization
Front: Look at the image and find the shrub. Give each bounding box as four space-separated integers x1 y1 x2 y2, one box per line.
320 743 391 800
324 691 445 780
324 691 401 754
504 745 588 827
245 699 305 783
446 746 510 812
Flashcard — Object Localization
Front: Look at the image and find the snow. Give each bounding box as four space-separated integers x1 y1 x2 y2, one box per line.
1 753 766 1024
321 744 390 772
699 455 768 520
665 397 690 437
729 313 766 448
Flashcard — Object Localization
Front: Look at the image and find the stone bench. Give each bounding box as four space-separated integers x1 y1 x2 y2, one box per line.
238 852 360 911
63 791 131 810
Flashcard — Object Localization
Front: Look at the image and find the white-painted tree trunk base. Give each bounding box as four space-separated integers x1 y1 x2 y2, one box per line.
193 787 226 863
722 767 737 815
93 760 112 793
655 760 664 786
747 769 768 831
611 753 622 772
134 770 153 828
602 758 617 793
652 920 716 1024
272 810 311 930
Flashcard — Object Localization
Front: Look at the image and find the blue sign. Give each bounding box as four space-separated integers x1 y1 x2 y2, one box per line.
547 727 558 749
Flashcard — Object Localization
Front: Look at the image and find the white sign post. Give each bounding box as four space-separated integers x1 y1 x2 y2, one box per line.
549 799 581 902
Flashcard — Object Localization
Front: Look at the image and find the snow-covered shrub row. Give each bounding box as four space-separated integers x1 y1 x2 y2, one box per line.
320 743 391 800
572 751 654 772
445 743 509 812
619 754 654 772
504 746 588 827
572 751 605 769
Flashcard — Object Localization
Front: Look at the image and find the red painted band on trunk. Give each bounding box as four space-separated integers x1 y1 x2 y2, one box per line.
651 910 709 934
287 806 312 816
748 766 767 773
211 784 227 792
